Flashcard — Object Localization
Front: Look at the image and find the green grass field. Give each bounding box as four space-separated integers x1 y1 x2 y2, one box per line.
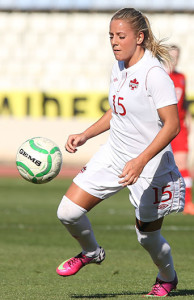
1 177 194 300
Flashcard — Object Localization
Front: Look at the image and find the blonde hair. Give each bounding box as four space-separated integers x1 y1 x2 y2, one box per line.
111 8 171 66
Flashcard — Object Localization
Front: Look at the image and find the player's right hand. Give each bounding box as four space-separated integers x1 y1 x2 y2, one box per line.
65 133 88 153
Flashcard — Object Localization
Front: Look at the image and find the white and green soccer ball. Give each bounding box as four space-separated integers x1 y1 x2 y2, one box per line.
16 137 62 184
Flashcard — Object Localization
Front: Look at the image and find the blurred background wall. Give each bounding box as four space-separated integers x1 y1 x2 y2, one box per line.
0 0 194 170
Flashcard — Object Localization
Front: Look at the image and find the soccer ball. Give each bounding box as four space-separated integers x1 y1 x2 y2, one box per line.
16 137 62 184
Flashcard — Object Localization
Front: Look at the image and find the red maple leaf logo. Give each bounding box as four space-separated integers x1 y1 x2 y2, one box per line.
129 78 139 90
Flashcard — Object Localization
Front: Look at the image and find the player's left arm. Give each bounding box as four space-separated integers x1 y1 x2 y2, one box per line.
119 104 180 186
119 67 180 186
139 104 180 162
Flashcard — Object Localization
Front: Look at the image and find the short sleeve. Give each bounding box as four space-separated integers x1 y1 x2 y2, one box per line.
146 66 177 109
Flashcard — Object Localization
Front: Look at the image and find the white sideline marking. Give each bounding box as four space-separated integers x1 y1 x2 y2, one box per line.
0 224 194 231
100 225 194 231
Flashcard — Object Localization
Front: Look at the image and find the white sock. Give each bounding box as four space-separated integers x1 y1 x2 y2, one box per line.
65 215 100 257
136 227 175 282
57 196 100 256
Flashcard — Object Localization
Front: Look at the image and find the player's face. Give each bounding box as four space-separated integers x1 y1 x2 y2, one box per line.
169 49 179 71
109 19 144 68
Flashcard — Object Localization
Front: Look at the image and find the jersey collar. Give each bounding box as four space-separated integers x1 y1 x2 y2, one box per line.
119 49 150 77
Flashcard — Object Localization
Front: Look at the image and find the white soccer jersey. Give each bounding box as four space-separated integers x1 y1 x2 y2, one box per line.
107 49 178 177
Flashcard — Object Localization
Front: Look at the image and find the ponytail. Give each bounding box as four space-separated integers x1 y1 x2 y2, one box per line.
143 15 171 66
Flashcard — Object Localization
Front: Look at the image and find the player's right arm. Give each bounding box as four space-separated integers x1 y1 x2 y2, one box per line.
65 108 112 153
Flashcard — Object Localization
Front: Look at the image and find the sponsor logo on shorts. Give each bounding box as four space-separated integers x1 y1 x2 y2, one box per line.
158 203 169 210
80 166 87 173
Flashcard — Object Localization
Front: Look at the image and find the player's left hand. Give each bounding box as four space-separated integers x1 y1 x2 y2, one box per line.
118 158 144 186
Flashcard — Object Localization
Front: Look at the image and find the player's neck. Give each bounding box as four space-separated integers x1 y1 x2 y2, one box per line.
124 47 145 69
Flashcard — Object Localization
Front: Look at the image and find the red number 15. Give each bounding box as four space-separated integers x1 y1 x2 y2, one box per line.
153 185 172 204
113 95 126 116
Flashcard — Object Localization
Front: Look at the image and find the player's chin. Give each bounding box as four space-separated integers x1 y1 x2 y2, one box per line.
113 52 122 60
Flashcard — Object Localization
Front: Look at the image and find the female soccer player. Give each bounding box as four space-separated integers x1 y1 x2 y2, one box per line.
56 8 185 297
167 45 194 215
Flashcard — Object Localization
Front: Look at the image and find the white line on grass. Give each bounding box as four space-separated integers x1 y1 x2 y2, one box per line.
99 225 194 231
1 224 194 231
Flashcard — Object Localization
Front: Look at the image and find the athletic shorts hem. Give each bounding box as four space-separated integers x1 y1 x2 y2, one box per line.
73 178 105 200
135 206 184 222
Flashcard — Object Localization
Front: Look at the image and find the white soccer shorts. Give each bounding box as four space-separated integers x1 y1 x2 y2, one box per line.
73 145 185 222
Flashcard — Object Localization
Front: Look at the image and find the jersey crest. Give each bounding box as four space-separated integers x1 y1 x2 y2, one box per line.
129 78 139 90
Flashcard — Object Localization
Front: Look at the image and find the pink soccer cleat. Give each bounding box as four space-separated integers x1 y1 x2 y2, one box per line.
145 272 178 297
56 247 105 276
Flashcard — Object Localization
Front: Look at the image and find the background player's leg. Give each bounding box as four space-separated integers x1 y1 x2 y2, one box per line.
174 152 194 215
